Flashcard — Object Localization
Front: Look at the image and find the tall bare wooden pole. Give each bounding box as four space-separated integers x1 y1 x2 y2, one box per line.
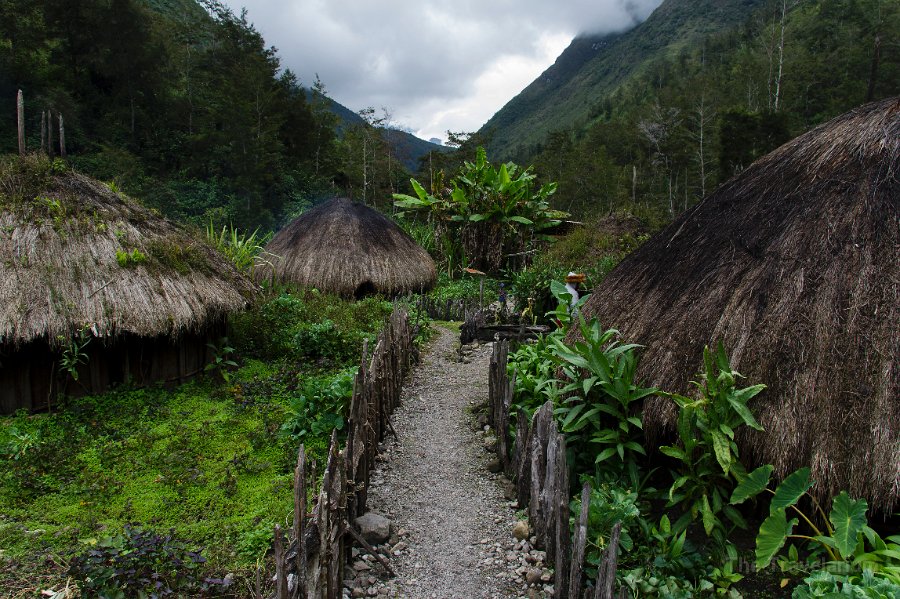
41 110 47 153
58 113 66 158
47 111 55 159
17 90 25 155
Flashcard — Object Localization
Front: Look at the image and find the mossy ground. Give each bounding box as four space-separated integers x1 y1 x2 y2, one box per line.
0 289 397 596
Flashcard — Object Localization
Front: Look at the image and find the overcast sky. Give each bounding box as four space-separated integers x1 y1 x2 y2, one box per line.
220 1 663 144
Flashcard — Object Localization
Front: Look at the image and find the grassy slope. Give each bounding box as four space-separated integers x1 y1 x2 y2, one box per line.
482 0 764 159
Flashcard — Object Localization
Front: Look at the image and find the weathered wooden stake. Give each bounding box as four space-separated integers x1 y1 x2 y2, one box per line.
58 113 66 158
40 110 46 153
17 90 25 155
274 524 288 599
47 111 55 159
294 444 308 599
593 522 621 599
568 482 592 599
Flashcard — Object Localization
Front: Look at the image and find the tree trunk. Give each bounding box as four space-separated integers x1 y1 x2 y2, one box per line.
866 33 881 102
59 113 67 159
774 0 787 112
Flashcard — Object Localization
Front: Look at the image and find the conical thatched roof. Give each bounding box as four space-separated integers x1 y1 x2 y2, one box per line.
0 155 257 347
573 98 899 512
259 198 436 297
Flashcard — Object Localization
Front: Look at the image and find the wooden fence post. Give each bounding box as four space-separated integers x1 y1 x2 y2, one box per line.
17 90 25 155
47 111 55 159
40 109 46 154
593 522 621 599
294 445 308 599
568 482 591 599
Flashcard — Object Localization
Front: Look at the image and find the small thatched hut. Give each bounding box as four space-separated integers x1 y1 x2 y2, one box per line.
259 198 436 297
573 98 899 512
0 156 257 414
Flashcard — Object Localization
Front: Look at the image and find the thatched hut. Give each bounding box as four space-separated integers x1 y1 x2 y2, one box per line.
573 98 899 512
259 198 436 297
0 156 257 414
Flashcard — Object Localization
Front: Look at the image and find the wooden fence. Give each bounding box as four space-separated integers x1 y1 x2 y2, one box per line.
267 306 414 598
488 340 622 599
411 294 482 322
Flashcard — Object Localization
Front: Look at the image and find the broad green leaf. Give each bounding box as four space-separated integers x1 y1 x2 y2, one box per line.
595 447 617 463
727 386 766 430
711 430 732 474
507 215 534 225
701 494 716 536
410 178 428 201
469 213 489 222
731 465 774 505
829 491 868 559
659 445 686 461
771 467 812 512
756 508 798 570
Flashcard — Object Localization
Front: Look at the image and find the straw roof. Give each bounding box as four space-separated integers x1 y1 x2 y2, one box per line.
259 198 436 297
572 98 899 512
0 155 257 347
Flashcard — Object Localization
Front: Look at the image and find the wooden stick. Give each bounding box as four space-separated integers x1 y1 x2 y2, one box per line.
274 524 288 599
17 90 25 155
294 444 308 598
568 482 592 599
47 110 55 159
58 113 66 158
40 110 46 154
593 522 621 599
343 520 395 577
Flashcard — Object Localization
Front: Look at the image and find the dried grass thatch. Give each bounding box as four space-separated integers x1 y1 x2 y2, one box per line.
259 198 436 297
0 155 257 348
572 98 899 512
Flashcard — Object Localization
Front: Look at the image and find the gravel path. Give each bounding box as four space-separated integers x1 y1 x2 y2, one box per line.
353 327 551 599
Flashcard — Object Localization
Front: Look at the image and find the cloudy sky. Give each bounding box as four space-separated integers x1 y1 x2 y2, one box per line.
221 1 663 144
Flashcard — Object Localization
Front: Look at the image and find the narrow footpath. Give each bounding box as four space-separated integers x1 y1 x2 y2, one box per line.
350 327 552 599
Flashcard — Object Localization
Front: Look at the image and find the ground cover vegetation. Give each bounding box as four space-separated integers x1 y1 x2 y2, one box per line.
506 285 900 597
0 286 396 596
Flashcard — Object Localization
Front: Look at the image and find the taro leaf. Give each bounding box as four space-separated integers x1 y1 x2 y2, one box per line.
829 491 868 559
731 465 774 505
771 467 812 512
701 494 716 536
756 508 798 570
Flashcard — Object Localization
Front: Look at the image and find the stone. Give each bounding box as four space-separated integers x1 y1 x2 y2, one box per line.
352 560 371 572
354 512 391 545
352 588 366 598
483 435 498 452
486 458 502 473
525 568 543 585
512 520 529 541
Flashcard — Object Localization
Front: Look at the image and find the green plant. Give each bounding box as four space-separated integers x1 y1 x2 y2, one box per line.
205 221 273 273
115 248 147 267
58 327 92 382
394 146 566 273
205 338 238 384
731 465 900 583
548 315 655 477
571 482 642 580
68 524 229 598
280 368 356 442
658 343 765 547
791 568 900 598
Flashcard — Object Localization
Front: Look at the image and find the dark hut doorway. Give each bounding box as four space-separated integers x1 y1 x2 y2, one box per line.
354 280 377 299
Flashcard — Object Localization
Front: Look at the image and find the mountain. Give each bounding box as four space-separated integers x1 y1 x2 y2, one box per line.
481 0 764 159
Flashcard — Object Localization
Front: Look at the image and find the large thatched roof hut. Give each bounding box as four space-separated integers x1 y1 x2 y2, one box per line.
573 98 899 512
259 198 436 297
0 156 257 413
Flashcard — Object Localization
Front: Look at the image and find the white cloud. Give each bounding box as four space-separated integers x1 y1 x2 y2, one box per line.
222 0 662 143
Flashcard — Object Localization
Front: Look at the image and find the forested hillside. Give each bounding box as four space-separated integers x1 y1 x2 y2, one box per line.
482 0 898 222
0 0 432 230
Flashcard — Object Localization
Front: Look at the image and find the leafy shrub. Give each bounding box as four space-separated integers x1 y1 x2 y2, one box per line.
115 248 147 267
571 482 642 579
205 222 272 274
792 569 900 599
658 343 765 550
280 368 356 443
292 319 359 363
69 525 229 598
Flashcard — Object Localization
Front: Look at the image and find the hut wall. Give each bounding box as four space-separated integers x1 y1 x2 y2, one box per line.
0 321 225 415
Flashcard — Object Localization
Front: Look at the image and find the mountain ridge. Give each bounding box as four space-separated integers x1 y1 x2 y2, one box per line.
481 0 765 159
